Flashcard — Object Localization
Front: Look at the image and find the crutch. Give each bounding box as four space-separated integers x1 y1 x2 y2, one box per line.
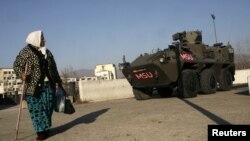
15 63 28 140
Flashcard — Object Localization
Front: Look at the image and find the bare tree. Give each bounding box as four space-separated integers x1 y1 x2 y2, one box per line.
60 65 78 103
60 65 77 83
234 39 250 70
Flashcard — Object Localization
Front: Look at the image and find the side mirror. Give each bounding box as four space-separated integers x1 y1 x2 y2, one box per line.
169 45 176 49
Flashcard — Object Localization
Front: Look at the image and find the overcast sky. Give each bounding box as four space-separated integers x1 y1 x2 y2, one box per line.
1 0 250 71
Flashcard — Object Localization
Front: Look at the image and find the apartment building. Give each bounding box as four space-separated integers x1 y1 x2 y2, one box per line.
0 68 22 94
94 64 117 80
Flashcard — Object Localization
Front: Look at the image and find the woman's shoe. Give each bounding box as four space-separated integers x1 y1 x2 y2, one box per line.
36 131 47 141
44 129 50 136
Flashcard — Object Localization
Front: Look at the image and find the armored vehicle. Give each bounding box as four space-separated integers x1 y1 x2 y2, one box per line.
119 31 235 100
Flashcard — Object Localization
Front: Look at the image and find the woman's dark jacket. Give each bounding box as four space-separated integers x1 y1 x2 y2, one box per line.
13 45 61 95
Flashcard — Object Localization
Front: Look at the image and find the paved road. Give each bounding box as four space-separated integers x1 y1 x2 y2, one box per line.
0 87 250 141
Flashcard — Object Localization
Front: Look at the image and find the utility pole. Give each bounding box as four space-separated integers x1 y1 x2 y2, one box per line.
211 14 218 43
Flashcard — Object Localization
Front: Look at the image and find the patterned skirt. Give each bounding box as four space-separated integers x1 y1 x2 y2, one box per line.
25 82 55 133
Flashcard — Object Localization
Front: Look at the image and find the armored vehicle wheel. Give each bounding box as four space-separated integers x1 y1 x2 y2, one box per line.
200 69 217 94
178 69 199 98
218 69 233 91
133 88 152 100
158 87 173 97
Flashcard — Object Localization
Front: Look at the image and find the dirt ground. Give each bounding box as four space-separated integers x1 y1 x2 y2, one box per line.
0 87 249 141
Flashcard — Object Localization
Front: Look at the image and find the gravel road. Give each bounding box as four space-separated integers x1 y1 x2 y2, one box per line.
0 87 249 141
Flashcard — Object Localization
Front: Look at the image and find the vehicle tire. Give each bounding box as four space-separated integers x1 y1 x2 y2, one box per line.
218 69 233 91
199 69 217 94
133 88 152 100
158 87 173 98
178 69 199 98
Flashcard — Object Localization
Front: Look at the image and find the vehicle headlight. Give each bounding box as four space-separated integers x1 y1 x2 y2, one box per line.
159 57 165 63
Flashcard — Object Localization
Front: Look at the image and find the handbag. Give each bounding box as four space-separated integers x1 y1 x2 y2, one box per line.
54 87 75 114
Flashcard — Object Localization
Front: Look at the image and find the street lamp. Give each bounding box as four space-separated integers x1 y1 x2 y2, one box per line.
211 14 218 43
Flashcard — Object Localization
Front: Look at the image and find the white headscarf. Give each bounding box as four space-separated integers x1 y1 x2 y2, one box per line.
26 30 47 58
26 30 42 47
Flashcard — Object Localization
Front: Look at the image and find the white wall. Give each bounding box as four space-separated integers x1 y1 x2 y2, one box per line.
233 69 250 84
79 79 133 102
0 83 4 94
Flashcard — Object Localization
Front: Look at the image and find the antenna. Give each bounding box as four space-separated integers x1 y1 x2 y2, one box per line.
211 14 218 43
228 20 232 44
122 55 126 63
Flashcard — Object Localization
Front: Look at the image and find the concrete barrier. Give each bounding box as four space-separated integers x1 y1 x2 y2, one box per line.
78 79 133 102
233 69 250 84
248 76 250 95
79 69 250 102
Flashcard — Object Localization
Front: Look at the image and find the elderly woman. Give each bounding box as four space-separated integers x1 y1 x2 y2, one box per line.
13 30 62 140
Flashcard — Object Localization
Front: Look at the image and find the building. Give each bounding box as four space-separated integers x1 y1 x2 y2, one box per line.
0 68 22 94
79 76 100 81
94 64 117 80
